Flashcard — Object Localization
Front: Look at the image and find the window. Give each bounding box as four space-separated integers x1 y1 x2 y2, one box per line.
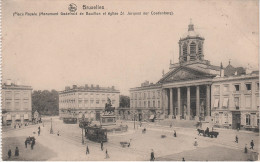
215 113 219 124
190 42 196 54
246 114 251 125
153 101 155 107
153 92 155 97
213 98 219 108
148 101 150 107
14 93 20 99
148 92 150 98
214 85 220 94
15 102 20 109
223 85 229 92
224 113 228 124
144 101 146 107
5 101 11 109
144 93 146 99
245 96 251 108
23 93 29 99
84 100 88 106
246 83 251 91
222 98 229 108
158 101 160 107
257 83 259 91
96 100 99 104
131 93 133 99
139 101 141 107
183 43 187 56
5 91 12 99
234 97 239 110
158 91 161 98
234 85 240 91
135 93 137 99
256 96 259 109
79 100 83 107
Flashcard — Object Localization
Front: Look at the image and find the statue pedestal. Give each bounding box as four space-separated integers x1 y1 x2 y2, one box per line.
100 114 116 126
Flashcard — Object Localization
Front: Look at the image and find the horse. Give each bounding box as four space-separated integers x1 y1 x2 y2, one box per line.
197 129 204 136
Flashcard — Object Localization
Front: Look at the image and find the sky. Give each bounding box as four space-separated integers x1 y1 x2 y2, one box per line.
2 0 259 95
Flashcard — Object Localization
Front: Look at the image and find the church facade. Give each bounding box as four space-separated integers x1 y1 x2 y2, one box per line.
129 22 259 130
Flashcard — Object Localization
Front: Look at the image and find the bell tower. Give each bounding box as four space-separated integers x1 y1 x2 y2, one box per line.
179 21 205 63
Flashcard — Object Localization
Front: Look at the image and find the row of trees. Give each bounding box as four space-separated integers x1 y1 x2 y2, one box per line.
32 91 130 116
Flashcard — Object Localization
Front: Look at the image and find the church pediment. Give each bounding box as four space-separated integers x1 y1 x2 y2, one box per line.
158 66 215 83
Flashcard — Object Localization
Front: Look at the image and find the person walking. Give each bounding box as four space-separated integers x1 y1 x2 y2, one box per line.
250 140 254 149
86 145 89 154
244 144 248 153
38 130 40 136
31 139 35 150
182 157 185 162
15 147 19 156
105 149 110 159
8 149 12 158
150 149 155 161
25 139 27 148
101 141 103 151
235 135 238 143
194 138 198 146
174 130 177 137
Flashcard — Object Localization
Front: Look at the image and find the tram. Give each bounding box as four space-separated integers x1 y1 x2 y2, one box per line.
85 126 107 142
63 117 77 124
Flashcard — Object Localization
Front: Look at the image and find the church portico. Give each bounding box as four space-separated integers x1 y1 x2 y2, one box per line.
163 83 211 121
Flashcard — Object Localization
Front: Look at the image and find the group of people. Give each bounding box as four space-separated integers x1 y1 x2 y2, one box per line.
25 136 36 150
8 147 19 159
244 140 255 153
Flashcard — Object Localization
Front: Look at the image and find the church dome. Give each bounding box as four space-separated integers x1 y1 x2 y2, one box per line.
181 23 202 39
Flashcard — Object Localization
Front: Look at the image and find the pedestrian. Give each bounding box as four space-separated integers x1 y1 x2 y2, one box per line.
15 147 19 156
182 157 185 162
101 141 103 151
25 139 27 148
38 130 40 136
86 145 89 154
57 131 60 136
235 135 238 143
31 139 35 150
38 126 41 131
174 130 177 137
194 138 198 146
150 149 155 161
105 149 110 159
244 144 248 153
8 149 11 158
250 140 254 149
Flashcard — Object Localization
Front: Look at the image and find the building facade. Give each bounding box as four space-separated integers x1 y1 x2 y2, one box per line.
129 81 163 121
2 81 33 126
211 74 259 130
129 22 259 130
59 84 120 121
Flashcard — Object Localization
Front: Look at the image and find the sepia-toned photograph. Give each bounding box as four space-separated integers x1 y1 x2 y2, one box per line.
1 0 259 161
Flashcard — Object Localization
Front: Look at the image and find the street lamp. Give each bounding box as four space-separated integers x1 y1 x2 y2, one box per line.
50 118 53 134
81 115 85 144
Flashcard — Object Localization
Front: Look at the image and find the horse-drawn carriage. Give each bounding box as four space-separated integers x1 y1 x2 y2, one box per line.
120 139 131 148
197 128 219 138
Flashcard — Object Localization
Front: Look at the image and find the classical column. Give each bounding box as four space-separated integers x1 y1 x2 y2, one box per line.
161 89 164 119
169 88 173 119
206 85 210 121
176 87 181 120
165 89 168 117
196 85 200 121
187 86 191 120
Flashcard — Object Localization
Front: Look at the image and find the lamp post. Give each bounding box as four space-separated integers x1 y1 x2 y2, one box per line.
81 115 85 144
50 118 53 134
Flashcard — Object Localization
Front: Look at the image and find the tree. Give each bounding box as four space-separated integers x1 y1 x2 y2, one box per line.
32 90 59 116
119 95 130 108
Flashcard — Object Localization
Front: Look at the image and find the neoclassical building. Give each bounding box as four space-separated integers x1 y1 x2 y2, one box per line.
2 80 33 126
129 22 259 130
59 84 120 121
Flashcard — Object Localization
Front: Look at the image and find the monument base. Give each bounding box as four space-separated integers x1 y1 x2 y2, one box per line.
100 115 116 126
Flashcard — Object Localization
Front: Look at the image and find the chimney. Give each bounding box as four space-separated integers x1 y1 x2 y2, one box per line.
73 85 77 89
65 86 70 90
220 62 224 77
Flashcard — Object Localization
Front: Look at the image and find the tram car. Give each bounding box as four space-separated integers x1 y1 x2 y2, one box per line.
85 126 108 142
63 117 77 124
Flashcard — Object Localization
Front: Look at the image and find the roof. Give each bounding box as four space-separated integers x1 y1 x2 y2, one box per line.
224 64 246 76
